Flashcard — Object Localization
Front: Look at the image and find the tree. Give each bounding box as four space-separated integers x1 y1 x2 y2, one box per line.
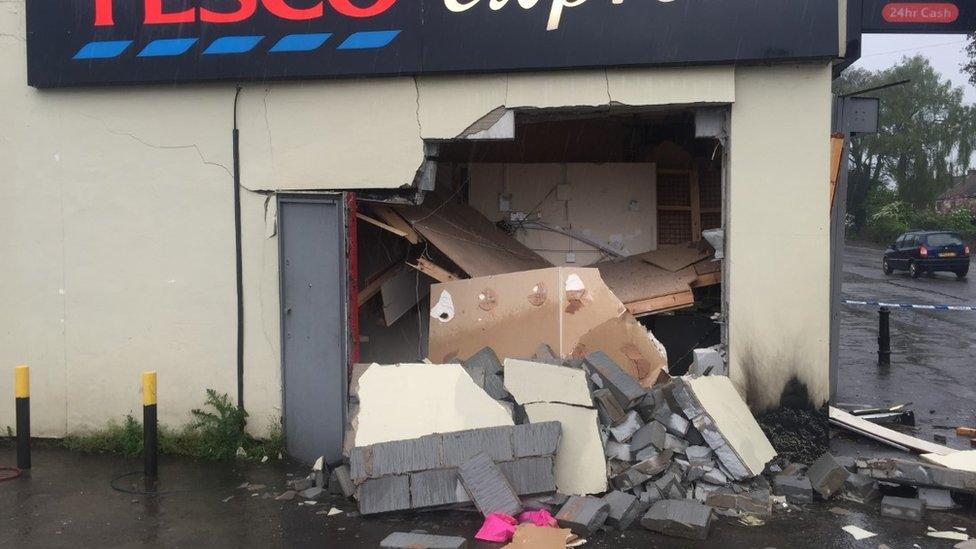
965 32 976 86
835 56 976 231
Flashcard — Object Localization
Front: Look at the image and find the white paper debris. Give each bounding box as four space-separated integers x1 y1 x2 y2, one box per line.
327 507 343 516
565 273 585 293
842 525 877 541
928 531 969 541
430 290 455 323
312 456 324 471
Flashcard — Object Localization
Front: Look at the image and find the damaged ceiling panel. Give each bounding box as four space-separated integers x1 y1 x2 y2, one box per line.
396 199 551 278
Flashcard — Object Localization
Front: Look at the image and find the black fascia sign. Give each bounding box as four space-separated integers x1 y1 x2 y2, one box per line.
26 0 841 88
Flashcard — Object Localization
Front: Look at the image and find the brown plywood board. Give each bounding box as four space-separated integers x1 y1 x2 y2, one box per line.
596 256 696 303
640 243 713 272
428 267 667 387
396 199 551 277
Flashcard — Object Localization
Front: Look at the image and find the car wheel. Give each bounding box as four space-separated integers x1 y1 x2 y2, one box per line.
909 262 921 278
882 259 893 275
956 269 969 280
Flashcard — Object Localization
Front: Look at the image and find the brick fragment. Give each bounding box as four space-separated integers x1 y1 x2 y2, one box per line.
584 351 646 408
358 475 410 515
555 495 610 536
807 453 850 500
457 452 522 517
513 422 561 458
380 532 468 549
641 499 713 541
602 491 643 530
881 496 925 522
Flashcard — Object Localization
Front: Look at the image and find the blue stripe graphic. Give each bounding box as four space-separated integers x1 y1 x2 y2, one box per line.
270 33 332 53
203 36 264 55
337 30 401 50
138 38 198 58
73 40 133 60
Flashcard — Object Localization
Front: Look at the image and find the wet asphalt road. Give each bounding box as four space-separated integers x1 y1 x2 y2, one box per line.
2 244 975 548
837 244 976 452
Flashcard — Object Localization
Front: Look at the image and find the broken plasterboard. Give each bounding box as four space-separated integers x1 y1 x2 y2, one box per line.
380 268 433 326
396 199 551 277
673 376 776 479
353 363 514 447
503 359 594 407
921 450 976 473
428 267 668 387
524 402 608 495
596 256 697 316
829 407 954 456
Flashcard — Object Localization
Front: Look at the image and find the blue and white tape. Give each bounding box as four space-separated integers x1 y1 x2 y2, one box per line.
843 299 976 311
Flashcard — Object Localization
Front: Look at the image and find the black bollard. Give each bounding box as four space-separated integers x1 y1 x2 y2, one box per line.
878 307 891 366
15 365 30 470
143 371 158 490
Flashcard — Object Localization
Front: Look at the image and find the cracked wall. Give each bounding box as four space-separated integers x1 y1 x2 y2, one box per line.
0 0 830 437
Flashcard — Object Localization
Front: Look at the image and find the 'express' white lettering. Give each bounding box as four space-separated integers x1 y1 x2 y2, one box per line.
445 0 677 31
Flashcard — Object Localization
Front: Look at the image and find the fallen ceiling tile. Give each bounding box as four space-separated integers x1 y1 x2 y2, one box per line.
503 359 593 407
524 402 608 496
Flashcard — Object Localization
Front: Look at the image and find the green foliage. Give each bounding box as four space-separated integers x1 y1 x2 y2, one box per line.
835 56 976 236
62 389 284 462
966 33 976 87
865 201 976 243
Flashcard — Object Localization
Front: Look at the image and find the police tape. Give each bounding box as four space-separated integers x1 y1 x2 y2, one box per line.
843 299 976 311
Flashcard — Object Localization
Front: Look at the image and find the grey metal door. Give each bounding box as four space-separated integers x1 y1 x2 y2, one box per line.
278 195 348 464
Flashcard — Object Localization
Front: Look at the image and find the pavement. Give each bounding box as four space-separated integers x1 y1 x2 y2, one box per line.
1 243 975 548
836 244 976 454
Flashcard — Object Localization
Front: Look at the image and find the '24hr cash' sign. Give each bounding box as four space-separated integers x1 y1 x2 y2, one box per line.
26 0 840 88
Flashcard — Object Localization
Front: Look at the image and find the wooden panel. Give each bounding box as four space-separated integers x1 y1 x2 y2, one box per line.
396 200 551 278
628 291 696 317
368 203 421 244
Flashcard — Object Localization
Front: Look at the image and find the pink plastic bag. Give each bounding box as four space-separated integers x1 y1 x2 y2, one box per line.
475 513 517 542
518 509 558 528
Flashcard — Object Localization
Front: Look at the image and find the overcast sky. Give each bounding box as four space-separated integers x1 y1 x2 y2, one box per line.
852 34 975 104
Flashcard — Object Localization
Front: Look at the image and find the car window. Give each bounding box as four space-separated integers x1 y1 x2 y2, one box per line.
924 233 964 247
894 236 904 248
903 235 915 248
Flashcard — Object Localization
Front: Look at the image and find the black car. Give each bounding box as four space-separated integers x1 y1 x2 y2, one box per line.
883 231 970 279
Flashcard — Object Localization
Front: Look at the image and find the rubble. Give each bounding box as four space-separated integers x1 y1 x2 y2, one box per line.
843 474 880 503
601 491 643 530
380 532 468 549
555 496 610 536
856 457 976 494
917 487 957 510
807 453 850 499
880 496 925 521
458 453 523 517
773 472 813 504
640 499 713 541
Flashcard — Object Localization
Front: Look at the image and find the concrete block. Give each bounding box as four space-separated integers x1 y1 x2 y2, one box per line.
463 346 502 377
881 496 925 522
609 410 644 443
689 347 725 377
663 433 688 454
639 485 663 505
704 487 772 517
370 435 444 477
533 344 563 365
632 449 674 477
299 486 324 500
635 443 664 463
917 487 957 510
585 351 646 408
641 499 713 541
684 427 705 446
380 532 468 549
686 446 713 466
602 491 642 530
349 446 370 482
701 468 728 486
635 393 657 422
442 426 514 466
555 496 611 536
331 465 356 497
500 457 556 495
358 475 411 515
593 389 628 426
605 440 632 462
410 469 463 509
843 474 879 503
773 473 813 503
611 467 652 492
457 452 522 517
288 477 312 491
513 421 561 458
654 408 690 437
807 453 850 500
630 421 667 453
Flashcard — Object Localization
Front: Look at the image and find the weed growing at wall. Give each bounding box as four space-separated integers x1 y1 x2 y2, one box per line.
62 389 283 462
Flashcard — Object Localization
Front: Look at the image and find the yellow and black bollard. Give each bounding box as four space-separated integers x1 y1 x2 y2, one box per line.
143 371 158 490
15 365 30 470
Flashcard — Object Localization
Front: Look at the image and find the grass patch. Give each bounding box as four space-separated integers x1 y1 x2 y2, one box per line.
62 389 284 462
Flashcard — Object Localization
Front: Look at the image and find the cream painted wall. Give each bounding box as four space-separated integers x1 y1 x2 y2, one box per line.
727 64 833 411
0 0 830 437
